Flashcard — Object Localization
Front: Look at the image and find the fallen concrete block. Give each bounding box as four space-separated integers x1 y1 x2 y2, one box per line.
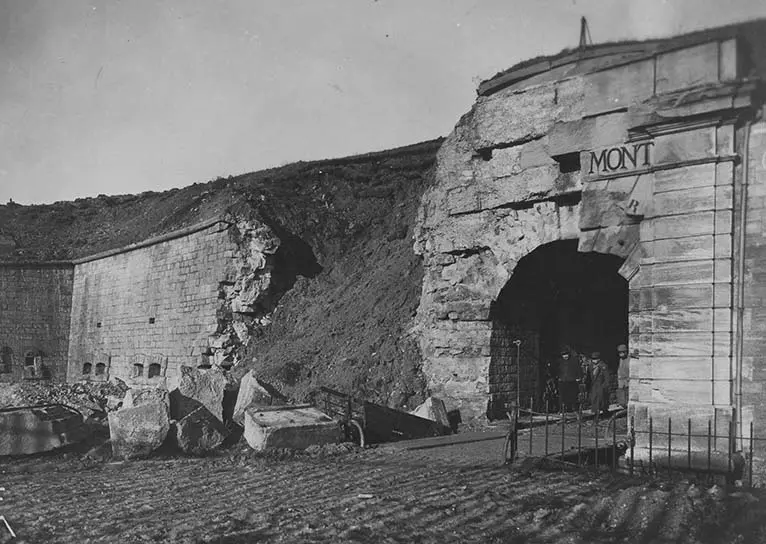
171 366 227 422
175 406 228 456
108 401 170 460
410 397 451 430
243 405 341 452
123 387 170 411
0 405 87 456
232 370 286 424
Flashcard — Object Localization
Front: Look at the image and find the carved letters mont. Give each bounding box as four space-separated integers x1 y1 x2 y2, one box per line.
589 142 654 175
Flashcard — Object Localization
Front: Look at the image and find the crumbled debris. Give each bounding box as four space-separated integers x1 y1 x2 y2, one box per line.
0 380 128 418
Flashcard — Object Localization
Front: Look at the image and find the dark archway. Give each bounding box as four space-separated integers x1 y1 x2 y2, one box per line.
487 240 628 419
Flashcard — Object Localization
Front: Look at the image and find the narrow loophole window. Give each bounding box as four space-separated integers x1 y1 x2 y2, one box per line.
554 152 581 174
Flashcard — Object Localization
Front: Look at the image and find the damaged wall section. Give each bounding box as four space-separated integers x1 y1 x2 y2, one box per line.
211 218 283 370
66 217 282 389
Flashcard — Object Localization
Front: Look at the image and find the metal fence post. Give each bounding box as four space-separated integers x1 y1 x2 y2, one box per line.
649 417 653 472
707 419 713 482
728 420 734 478
595 411 600 471
577 405 582 467
545 400 549 457
687 419 692 472
630 416 635 477
750 421 755 488
529 397 534 456
668 418 672 478
612 415 617 471
561 405 565 467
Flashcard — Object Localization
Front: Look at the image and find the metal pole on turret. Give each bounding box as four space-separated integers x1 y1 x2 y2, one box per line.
579 16 592 48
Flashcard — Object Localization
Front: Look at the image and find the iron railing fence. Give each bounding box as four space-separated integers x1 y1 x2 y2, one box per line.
503 398 762 487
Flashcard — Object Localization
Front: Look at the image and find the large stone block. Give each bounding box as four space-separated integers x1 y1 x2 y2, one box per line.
122 387 170 411
579 176 637 230
654 163 716 193
582 59 654 116
480 165 561 209
108 401 170 460
547 112 629 157
171 366 227 422
630 377 712 405
655 41 720 94
471 85 558 149
243 405 340 452
590 223 640 258
651 186 717 218
653 127 716 167
232 370 286 424
174 406 228 456
629 402 733 454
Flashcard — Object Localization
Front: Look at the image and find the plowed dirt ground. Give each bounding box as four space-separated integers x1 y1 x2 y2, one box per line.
1 438 764 544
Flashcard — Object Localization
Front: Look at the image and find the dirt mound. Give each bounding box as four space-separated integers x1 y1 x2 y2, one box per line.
0 138 443 410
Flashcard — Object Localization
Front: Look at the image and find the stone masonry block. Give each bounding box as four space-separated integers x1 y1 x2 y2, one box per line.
653 127 716 167
243 405 340 452
582 59 654 116
471 85 557 149
655 41 720 94
547 112 630 157
480 165 561 209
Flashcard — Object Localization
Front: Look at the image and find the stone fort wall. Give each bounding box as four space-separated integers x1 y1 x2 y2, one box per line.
66 221 238 389
0 264 74 382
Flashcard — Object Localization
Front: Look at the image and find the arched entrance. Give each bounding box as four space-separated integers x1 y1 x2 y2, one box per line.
487 240 628 419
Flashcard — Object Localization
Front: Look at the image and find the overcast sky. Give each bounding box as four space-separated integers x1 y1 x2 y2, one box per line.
2 0 766 204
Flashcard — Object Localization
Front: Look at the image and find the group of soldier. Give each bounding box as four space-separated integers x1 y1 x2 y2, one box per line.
543 343 630 416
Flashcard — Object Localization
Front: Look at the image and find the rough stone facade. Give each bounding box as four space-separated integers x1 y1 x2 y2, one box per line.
413 23 766 463
67 218 280 389
0 264 73 382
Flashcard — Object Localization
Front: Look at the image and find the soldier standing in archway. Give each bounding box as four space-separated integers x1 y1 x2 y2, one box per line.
556 346 581 413
616 343 630 408
589 351 611 417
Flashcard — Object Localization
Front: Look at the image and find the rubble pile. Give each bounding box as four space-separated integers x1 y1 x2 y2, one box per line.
0 380 128 419
0 370 450 461
107 367 302 459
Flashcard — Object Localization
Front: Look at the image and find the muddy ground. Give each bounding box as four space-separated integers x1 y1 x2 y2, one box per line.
1 437 765 544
